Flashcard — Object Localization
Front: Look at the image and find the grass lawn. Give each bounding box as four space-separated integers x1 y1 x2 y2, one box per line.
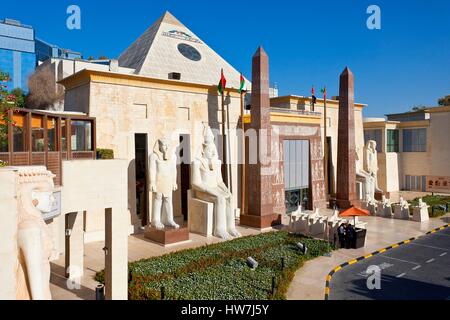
96 231 333 300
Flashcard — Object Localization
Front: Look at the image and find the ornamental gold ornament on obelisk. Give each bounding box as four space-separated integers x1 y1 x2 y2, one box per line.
335 67 360 209
240 47 281 229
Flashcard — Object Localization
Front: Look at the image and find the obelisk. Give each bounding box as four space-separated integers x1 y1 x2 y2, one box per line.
240 47 281 229
336 67 359 209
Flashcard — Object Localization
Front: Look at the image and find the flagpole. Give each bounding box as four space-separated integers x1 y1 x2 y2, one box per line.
240 88 246 215
226 93 232 193
221 70 229 187
323 86 329 203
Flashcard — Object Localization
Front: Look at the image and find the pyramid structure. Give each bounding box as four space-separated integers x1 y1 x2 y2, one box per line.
119 11 249 89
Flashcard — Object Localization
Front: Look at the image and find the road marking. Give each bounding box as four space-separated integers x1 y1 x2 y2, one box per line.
433 233 450 238
440 252 447 257
381 255 420 266
348 259 358 265
426 258 435 263
396 273 406 278
412 265 421 271
410 243 448 251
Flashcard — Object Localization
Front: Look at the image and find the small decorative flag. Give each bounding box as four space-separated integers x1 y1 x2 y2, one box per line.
321 86 327 100
217 69 227 95
239 73 247 94
311 85 317 104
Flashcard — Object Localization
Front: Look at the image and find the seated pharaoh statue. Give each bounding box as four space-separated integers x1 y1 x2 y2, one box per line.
15 167 56 300
190 126 241 240
149 138 180 230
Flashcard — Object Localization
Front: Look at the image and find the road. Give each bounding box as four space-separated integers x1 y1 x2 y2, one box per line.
329 227 450 300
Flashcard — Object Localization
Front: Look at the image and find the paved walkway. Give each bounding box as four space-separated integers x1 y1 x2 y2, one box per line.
286 214 450 300
50 206 449 300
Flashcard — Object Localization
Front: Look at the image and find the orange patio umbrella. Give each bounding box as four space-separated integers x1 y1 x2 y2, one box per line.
339 206 370 227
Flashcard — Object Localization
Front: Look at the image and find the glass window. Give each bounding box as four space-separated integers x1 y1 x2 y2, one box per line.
71 120 92 151
61 119 67 151
31 115 44 152
13 113 26 152
403 128 427 152
47 118 57 151
387 129 399 152
364 129 382 152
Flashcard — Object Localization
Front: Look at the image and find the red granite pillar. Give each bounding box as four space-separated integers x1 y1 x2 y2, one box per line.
336 67 360 209
240 47 281 228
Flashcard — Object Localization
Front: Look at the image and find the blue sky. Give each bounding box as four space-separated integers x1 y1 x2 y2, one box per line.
2 0 449 117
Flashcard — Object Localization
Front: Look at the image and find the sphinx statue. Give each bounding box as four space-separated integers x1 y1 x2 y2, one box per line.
394 196 410 220
149 138 180 230
190 126 241 240
15 167 56 300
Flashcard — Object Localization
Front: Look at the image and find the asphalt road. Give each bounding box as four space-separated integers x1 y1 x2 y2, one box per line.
329 227 450 300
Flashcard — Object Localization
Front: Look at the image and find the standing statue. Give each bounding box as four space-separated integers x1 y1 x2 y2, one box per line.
356 147 375 201
364 140 382 194
149 138 180 230
191 126 241 240
16 168 56 300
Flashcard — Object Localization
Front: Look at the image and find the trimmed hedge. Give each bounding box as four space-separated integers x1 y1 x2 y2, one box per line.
96 148 114 160
96 231 333 300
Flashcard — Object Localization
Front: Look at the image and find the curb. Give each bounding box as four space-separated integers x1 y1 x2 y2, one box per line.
324 223 450 300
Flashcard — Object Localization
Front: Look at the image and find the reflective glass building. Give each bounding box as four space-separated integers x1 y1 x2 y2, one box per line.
0 18 36 92
0 18 82 93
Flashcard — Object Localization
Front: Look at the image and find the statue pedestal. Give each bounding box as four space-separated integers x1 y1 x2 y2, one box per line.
240 214 281 229
412 207 430 222
394 205 410 220
144 226 189 245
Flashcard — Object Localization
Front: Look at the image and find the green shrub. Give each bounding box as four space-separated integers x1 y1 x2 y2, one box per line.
96 231 333 300
96 148 114 160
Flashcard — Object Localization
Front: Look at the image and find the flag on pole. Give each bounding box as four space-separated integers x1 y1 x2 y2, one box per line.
218 69 227 95
321 86 327 100
239 73 247 94
311 85 317 104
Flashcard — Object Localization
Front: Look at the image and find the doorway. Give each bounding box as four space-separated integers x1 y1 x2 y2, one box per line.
177 134 191 221
135 134 148 226
283 139 310 212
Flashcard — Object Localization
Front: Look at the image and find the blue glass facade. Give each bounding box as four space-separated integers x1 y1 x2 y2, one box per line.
0 19 36 93
0 19 81 93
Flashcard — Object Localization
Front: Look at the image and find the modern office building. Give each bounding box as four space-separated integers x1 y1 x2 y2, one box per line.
0 18 82 93
363 106 450 194
35 38 82 62
0 18 36 92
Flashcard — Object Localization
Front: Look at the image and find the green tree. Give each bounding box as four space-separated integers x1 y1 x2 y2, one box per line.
1 70 18 165
438 95 450 106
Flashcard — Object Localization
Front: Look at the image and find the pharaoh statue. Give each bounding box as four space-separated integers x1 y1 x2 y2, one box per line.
364 140 383 194
15 167 56 300
149 138 180 230
191 126 241 240
356 147 375 202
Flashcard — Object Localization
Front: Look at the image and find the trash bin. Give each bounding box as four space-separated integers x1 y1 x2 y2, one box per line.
353 228 367 249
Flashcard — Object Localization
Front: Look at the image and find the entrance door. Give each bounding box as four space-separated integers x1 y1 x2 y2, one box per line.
135 134 148 226
284 140 310 212
177 134 191 221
